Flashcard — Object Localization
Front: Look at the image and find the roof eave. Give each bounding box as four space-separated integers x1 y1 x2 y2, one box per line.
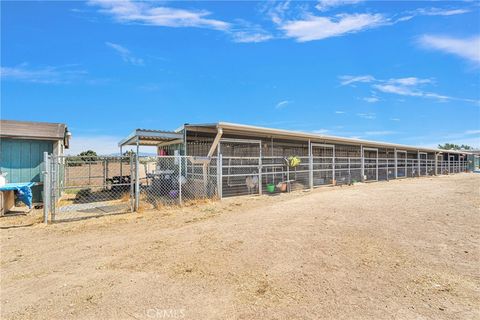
188 122 471 155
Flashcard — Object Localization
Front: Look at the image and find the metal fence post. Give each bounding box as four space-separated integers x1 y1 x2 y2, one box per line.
129 155 134 212
218 154 223 199
360 145 365 182
332 148 336 184
417 151 421 177
258 156 262 195
135 154 140 211
43 152 50 224
50 156 57 222
308 140 313 190
394 148 398 179
178 156 183 205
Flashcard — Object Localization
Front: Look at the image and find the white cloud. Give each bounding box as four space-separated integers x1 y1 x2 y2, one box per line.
339 74 375 86
230 30 273 43
91 0 272 43
388 77 433 86
390 118 401 121
105 42 144 66
280 13 388 42
312 128 329 134
262 0 292 25
362 97 379 103
275 100 291 108
315 0 364 12
0 64 87 84
89 0 229 30
418 35 480 64
464 129 480 135
414 7 470 17
395 6 470 23
231 32 273 43
373 84 422 97
341 74 479 104
364 130 397 136
373 83 451 102
357 112 376 120
229 19 273 43
335 110 346 114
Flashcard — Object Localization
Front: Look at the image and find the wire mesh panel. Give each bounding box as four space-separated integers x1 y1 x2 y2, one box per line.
439 160 448 174
406 159 417 177
418 153 427 176
377 158 390 181
312 145 334 186
377 149 391 181
334 157 362 185
363 149 378 181
426 159 435 176
396 151 407 178
137 156 218 209
50 155 134 222
261 156 310 193
221 157 260 197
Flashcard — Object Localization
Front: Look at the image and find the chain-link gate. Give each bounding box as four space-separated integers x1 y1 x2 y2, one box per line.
45 155 134 222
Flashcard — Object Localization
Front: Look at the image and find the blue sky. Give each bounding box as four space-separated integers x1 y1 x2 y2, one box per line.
1 0 479 154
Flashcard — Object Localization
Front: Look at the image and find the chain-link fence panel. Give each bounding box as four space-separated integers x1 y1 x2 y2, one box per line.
137 156 219 210
49 155 134 222
43 152 470 223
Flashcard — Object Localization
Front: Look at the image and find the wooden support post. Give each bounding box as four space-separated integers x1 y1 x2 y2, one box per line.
203 128 223 194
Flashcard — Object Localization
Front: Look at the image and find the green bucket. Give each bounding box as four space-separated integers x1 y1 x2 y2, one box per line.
266 183 275 193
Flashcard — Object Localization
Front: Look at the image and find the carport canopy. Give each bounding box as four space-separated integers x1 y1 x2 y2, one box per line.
118 129 183 152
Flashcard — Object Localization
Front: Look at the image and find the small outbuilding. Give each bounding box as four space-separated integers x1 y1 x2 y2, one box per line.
0 120 71 204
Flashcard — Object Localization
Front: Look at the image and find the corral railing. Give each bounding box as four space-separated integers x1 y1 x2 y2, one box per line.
43 154 469 223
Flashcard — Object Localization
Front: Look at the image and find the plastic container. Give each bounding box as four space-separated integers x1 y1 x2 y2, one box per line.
266 183 275 193
0 173 6 187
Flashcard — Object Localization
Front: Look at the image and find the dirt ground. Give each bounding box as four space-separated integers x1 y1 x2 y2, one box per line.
1 174 479 320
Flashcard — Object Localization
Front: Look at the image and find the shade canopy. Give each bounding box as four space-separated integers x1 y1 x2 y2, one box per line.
118 129 183 147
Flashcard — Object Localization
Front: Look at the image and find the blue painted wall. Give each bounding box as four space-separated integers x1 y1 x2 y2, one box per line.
0 138 53 202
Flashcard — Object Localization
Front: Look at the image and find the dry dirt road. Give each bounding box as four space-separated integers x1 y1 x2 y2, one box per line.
1 174 479 320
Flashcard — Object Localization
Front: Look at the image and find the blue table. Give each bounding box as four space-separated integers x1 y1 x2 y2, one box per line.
0 182 35 209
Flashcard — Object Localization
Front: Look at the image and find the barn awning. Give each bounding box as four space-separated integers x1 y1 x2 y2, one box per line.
118 129 183 147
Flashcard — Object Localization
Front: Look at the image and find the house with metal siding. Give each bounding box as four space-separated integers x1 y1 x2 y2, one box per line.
0 120 70 202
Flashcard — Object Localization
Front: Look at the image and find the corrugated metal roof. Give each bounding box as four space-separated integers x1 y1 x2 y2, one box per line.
0 120 67 140
118 129 183 146
185 122 471 155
